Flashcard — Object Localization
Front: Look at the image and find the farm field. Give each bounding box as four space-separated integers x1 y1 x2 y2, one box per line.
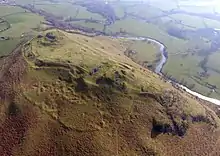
71 21 104 31
34 3 79 17
126 4 164 19
34 3 105 20
106 17 166 38
0 5 44 56
168 14 206 29
122 39 160 70
0 5 25 16
111 4 125 18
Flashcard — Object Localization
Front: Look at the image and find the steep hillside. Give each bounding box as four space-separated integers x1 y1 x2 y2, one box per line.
1 29 220 156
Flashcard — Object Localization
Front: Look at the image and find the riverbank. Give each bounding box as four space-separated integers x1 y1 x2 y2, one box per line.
114 34 220 105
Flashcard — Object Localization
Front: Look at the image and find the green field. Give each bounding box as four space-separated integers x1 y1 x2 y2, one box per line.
2 14 44 36
35 3 104 20
0 6 44 56
111 4 125 18
126 4 164 19
106 17 189 55
121 39 160 69
71 21 104 31
204 18 220 29
148 0 179 11
169 14 206 29
128 40 159 62
35 3 79 17
0 5 25 16
179 6 215 14
0 39 20 56
107 17 165 37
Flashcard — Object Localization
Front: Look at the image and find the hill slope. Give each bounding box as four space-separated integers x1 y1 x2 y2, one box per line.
0 30 220 156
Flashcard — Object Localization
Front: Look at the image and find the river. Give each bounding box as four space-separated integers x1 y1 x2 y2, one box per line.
10 1 220 106
115 35 220 106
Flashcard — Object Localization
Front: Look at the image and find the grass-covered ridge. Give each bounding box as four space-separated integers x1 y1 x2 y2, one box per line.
0 29 219 155
7 0 220 99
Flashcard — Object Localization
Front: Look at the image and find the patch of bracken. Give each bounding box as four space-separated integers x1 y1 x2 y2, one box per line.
191 115 209 123
0 51 27 99
96 76 114 86
0 103 36 155
75 77 88 92
96 75 127 92
152 116 189 137
151 118 173 138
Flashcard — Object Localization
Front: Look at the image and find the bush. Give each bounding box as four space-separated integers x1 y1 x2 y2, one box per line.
75 77 88 92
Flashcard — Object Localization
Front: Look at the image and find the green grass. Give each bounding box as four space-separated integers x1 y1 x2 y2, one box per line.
13 0 34 5
108 12 214 97
205 51 220 95
124 40 159 65
1 13 44 37
76 6 104 20
159 16 196 31
163 52 220 98
111 4 125 18
35 3 105 20
0 6 44 56
107 16 188 55
0 6 26 16
24 29 219 122
207 51 220 71
71 21 104 31
35 3 79 18
106 11 220 98
107 17 164 37
9 29 220 156
169 14 206 29
179 6 215 14
164 54 203 79
0 39 20 56
14 0 59 5
1 2 220 155
127 5 164 19
2 0 219 99
31 30 108 67
27 29 164 93
149 0 178 11
107 14 214 95
203 18 220 29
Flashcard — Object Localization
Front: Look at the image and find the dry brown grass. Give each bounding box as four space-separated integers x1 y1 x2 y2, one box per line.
0 29 220 156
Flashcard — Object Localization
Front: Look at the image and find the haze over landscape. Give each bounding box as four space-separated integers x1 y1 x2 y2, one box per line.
2 0 220 155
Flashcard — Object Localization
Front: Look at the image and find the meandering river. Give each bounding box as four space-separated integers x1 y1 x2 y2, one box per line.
115 35 220 106
8 2 220 105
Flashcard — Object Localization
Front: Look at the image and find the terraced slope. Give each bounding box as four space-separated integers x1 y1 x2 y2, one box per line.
1 29 220 156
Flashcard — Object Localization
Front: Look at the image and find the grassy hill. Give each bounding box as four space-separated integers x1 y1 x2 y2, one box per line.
1 29 220 155
8 0 220 99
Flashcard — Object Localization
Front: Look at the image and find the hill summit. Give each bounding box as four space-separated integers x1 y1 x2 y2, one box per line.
0 30 220 156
